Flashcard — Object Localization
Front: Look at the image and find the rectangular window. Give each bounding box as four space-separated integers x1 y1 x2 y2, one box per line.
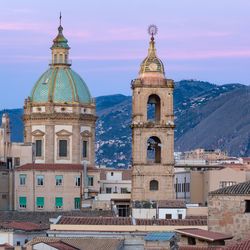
2 194 7 199
178 214 183 219
35 140 42 157
19 196 27 208
88 176 94 186
37 175 44 186
55 175 63 186
106 187 112 193
74 197 81 209
245 200 250 213
14 157 20 166
59 140 67 157
82 140 88 158
55 197 63 209
19 174 26 185
165 214 172 219
121 188 128 194
36 197 44 209
75 176 81 187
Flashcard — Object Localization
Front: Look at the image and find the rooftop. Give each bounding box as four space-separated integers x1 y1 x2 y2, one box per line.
0 210 113 226
56 216 207 226
0 221 48 232
175 228 232 242
44 241 79 250
209 181 250 196
58 216 132 225
25 237 124 250
16 163 98 172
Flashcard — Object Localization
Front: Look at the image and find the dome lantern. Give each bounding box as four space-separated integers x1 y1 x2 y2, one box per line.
50 13 71 67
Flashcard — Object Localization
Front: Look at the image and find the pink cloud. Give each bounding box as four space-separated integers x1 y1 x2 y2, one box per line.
0 22 40 31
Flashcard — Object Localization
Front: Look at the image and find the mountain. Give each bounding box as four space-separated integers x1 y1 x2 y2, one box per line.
0 80 249 167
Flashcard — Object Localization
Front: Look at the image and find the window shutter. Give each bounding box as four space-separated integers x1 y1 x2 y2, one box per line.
19 196 27 206
55 197 63 207
36 197 44 206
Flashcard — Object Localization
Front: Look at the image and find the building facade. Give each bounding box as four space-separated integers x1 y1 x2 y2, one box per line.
131 28 175 202
14 19 98 211
208 181 250 241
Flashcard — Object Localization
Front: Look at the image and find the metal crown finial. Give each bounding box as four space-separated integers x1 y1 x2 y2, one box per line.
148 24 158 40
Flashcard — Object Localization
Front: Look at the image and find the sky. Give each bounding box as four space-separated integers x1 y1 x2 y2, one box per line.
0 0 250 109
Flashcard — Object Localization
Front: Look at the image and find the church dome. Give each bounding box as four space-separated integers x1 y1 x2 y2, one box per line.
30 67 92 104
30 18 92 105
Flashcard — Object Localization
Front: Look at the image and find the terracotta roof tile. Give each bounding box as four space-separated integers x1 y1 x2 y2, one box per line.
16 163 99 172
25 237 124 250
46 241 80 250
225 238 250 250
175 228 232 242
158 200 186 208
209 181 250 196
0 221 48 231
58 216 132 225
136 218 207 226
0 210 113 225
57 216 207 226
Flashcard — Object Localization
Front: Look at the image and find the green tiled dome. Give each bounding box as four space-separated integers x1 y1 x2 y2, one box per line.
30 67 92 104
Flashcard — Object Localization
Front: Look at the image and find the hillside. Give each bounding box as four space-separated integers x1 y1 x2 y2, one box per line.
0 80 248 167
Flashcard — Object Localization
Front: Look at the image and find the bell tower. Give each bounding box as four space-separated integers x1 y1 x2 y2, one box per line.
131 25 175 202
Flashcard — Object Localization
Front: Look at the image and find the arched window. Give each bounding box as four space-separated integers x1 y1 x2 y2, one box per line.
147 94 161 122
59 54 63 63
150 180 159 191
147 136 161 163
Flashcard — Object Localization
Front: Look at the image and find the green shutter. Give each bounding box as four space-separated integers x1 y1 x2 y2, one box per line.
74 197 80 209
19 196 27 206
55 197 63 207
36 197 44 206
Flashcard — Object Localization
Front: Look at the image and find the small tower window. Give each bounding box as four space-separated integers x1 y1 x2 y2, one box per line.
82 140 88 158
54 54 57 63
147 136 161 163
59 54 63 63
147 94 161 122
150 180 159 191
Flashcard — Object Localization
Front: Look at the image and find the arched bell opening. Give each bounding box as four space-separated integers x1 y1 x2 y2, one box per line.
147 94 161 122
147 136 161 163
